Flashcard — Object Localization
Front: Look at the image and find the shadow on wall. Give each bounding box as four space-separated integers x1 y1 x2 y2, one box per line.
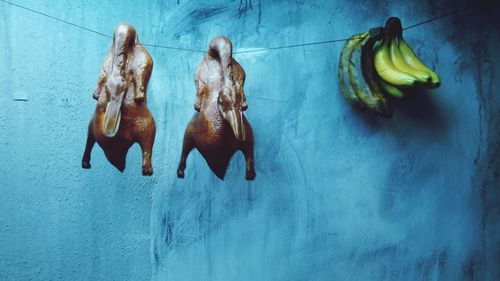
351 90 449 140
396 89 445 126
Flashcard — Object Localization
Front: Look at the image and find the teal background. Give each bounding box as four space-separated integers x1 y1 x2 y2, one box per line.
0 0 499 280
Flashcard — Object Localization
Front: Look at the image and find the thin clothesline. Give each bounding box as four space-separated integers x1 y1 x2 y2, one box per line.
1 0 461 54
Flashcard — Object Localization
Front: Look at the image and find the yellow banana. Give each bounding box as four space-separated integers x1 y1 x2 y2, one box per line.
398 37 441 88
338 33 368 110
374 36 417 87
389 37 431 84
349 27 392 118
379 79 405 98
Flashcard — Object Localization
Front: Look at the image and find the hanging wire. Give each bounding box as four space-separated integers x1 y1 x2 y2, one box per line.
0 0 204 53
232 38 352 54
140 43 206 53
234 9 461 54
1 0 462 54
403 10 459 30
0 0 112 39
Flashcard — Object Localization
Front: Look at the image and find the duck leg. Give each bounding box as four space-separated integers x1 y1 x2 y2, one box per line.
177 130 194 178
241 124 255 180
139 122 155 176
82 120 95 169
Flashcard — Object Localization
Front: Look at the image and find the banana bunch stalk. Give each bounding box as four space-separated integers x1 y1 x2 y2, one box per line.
338 17 440 117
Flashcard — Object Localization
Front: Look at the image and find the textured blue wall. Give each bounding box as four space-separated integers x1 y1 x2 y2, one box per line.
1 1 499 280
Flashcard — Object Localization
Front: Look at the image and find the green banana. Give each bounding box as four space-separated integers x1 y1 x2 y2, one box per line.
383 16 440 89
389 37 431 84
398 37 441 88
349 27 392 118
379 79 405 98
338 32 368 110
374 36 417 87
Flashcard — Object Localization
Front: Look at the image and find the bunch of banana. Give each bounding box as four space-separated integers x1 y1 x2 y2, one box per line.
338 27 392 118
338 17 440 117
374 17 441 98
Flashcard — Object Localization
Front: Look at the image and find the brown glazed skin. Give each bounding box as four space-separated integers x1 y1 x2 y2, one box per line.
81 23 156 176
177 36 255 180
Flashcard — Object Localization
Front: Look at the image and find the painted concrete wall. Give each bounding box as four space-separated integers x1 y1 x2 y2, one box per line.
1 0 499 280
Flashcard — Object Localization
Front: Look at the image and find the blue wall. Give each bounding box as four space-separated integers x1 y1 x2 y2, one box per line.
1 1 499 280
